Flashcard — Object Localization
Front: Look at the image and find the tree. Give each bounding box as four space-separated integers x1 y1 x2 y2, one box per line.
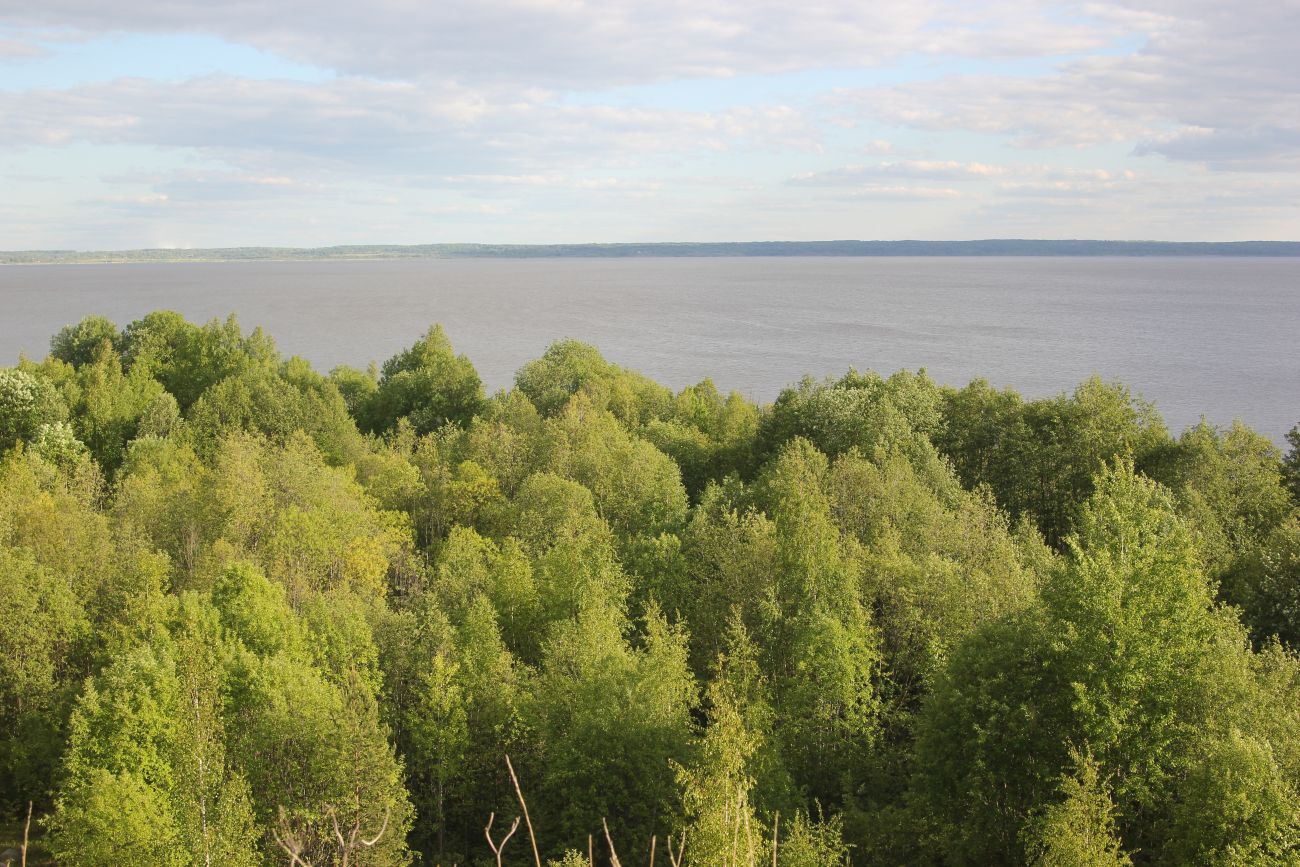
185 366 364 466
50 626 258 867
515 339 671 424
120 313 279 410
754 440 881 808
547 394 689 540
1022 752 1132 867
0 368 68 453
0 546 87 814
1233 520 1300 648
1164 729 1300 865
675 655 765 866
1143 420 1293 592
911 461 1294 864
362 324 485 435
524 605 696 856
50 315 120 369
757 369 942 465
936 377 1169 546
1283 423 1300 503
69 344 167 472
231 653 413 864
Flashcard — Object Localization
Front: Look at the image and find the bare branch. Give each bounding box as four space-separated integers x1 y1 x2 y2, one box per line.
484 811 521 867
603 818 623 867
666 830 686 867
772 811 779 867
649 834 657 867
327 805 348 854
21 801 32 867
506 754 543 867
272 808 313 867
359 807 392 848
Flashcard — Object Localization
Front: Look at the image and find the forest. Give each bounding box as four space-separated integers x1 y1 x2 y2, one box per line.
2 311 1300 866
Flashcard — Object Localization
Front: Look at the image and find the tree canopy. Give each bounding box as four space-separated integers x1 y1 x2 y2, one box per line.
3 312 1298 866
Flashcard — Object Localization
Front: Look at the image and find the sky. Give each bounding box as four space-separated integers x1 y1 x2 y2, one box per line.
1 0 1298 248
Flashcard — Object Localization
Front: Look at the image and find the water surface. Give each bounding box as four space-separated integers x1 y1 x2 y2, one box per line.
3 256 1297 441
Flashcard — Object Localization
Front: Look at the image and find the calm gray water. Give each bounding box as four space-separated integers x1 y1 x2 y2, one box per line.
2 257 1297 442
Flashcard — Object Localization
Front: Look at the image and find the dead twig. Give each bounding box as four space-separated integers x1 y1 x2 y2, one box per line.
327 803 392 867
271 808 312 867
602 817 623 867
505 754 543 867
484 812 521 867
666 830 686 867
21 801 32 867
17 805 31 867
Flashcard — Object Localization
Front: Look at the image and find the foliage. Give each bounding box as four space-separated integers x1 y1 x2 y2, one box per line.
5 311 1298 866
361 324 485 435
0 367 68 453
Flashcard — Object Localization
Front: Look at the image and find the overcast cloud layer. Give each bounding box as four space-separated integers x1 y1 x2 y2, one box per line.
1 0 1297 247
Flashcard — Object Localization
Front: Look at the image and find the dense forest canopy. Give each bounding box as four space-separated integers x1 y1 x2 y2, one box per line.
3 311 1300 866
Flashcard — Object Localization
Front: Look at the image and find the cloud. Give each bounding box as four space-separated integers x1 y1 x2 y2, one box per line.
845 185 963 200
789 162 1137 190
2 0 1297 245
1134 126 1300 171
844 0 1300 170
0 37 48 58
0 0 1111 88
0 75 818 178
790 160 1009 185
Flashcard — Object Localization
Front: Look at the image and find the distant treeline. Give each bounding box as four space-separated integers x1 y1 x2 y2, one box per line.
3 312 1300 866
4 239 1300 263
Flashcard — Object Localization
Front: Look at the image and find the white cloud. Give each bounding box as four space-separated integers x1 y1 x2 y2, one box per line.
1 0 1297 244
791 160 1010 185
0 75 817 178
846 1 1300 170
0 0 1110 87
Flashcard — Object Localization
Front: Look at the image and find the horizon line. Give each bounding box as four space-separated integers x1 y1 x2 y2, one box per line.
4 238 1300 264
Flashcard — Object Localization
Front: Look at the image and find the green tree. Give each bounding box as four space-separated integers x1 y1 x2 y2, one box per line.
1164 729 1300 866
120 312 279 410
515 338 671 424
70 344 167 471
912 462 1292 864
50 628 258 867
547 394 689 540
232 655 412 864
1022 752 1132 867
1284 423 1300 502
675 656 765 866
362 324 485 435
50 315 120 368
758 369 942 464
937 377 1169 546
525 605 696 856
1233 520 1300 648
0 546 87 813
1143 420 1294 591
0 367 68 453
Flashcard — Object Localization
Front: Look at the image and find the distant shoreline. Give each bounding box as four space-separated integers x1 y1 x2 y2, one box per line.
4 239 1300 265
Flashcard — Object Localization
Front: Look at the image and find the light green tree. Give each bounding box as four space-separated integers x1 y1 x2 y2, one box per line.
1022 751 1132 867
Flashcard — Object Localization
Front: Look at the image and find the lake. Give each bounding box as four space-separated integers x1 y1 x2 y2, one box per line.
2 256 1297 442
